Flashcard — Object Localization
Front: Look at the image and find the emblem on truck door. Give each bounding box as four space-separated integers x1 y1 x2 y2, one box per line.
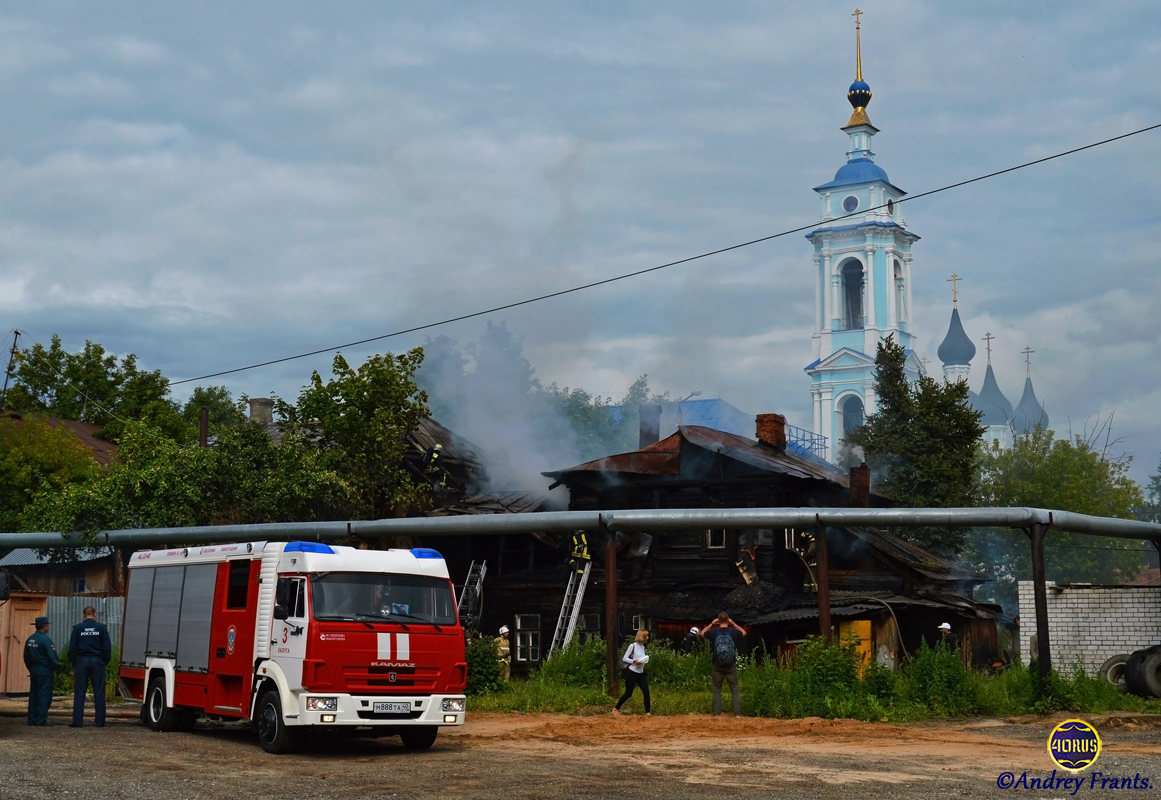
227 625 237 655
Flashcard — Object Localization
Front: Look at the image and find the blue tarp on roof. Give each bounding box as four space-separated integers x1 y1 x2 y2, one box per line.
677 398 753 438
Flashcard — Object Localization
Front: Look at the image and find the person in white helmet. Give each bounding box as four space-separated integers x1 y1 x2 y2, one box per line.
494 625 511 680
936 622 958 649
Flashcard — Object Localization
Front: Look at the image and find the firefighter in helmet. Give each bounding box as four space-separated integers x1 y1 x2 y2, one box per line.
569 532 590 576
494 625 511 681
421 444 446 489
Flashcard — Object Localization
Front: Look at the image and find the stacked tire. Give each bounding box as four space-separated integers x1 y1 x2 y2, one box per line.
1102 647 1161 697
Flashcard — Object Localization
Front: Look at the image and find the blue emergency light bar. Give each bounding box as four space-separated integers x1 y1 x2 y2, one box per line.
410 548 443 559
285 542 336 554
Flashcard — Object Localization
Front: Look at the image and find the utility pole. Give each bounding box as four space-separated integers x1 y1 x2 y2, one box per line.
0 329 21 412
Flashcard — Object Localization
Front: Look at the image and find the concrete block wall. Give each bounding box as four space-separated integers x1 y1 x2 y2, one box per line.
1018 581 1161 673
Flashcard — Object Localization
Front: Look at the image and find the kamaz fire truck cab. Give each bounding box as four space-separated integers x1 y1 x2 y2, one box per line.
118 541 467 753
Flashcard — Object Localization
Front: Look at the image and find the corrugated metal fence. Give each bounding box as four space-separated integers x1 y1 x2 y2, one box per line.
46 597 123 653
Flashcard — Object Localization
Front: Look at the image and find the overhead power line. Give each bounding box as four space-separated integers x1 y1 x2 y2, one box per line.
151 121 1158 386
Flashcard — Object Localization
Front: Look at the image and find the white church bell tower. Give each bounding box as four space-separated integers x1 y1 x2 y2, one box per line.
804 10 922 463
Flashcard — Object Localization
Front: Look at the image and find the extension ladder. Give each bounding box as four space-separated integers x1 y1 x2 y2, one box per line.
457 560 487 624
548 560 592 657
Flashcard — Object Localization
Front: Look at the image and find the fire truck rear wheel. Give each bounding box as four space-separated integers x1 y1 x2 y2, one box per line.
146 677 179 733
399 726 438 750
255 690 298 754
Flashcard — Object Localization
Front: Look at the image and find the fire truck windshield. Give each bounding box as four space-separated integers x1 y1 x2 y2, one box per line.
310 572 457 626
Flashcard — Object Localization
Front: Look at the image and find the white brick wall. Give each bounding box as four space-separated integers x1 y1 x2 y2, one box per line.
1017 581 1161 673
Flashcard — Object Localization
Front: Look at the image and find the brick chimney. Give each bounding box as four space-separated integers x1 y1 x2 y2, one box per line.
848 463 871 508
755 413 787 450
639 404 662 448
248 397 274 426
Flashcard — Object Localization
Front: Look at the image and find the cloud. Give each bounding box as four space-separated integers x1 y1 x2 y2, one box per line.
0 2 1159 486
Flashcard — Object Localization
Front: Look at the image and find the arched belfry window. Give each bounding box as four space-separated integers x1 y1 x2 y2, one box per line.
841 395 865 438
840 259 864 330
893 259 906 324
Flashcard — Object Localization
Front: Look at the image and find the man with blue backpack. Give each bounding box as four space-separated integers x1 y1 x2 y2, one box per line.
700 612 745 716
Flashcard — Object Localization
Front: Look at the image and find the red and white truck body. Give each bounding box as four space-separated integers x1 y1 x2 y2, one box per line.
119 541 466 752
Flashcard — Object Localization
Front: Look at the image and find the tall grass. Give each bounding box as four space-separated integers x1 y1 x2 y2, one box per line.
468 635 1161 720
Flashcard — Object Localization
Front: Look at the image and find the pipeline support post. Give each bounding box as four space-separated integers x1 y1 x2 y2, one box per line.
815 519 831 641
604 524 619 698
1026 522 1052 682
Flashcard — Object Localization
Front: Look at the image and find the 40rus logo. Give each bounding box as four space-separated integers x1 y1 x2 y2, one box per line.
1047 719 1102 771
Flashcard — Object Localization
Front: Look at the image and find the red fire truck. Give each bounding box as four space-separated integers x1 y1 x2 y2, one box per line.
118 541 467 753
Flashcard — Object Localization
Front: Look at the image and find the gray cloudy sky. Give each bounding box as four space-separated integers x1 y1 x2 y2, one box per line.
1 2 1159 481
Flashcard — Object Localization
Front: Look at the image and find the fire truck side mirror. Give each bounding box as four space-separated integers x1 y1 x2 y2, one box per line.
273 604 288 621
0 569 9 601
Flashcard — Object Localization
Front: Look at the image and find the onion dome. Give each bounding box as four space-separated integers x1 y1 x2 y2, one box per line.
937 308 976 366
848 80 872 112
971 364 1014 426
1011 377 1049 434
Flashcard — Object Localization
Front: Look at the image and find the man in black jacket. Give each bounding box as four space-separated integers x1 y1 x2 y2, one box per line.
69 606 112 728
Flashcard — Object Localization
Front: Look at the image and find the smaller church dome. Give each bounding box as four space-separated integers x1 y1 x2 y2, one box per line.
814 158 892 191
1012 377 1049 434
847 79 872 111
972 364 1014 426
937 308 976 366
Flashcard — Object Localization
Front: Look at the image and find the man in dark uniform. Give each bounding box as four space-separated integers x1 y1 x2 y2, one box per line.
24 616 61 726
69 606 112 728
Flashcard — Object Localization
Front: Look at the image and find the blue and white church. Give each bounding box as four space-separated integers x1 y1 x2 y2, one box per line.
803 18 922 462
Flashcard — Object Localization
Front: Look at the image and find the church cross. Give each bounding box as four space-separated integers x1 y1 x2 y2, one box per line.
852 9 864 80
982 332 995 365
1021 346 1035 377
947 273 961 308
920 356 930 374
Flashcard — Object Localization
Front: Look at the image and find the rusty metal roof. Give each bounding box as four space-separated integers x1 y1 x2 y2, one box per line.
543 425 850 485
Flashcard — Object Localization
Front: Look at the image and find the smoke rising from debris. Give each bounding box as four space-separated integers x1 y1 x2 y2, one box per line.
416 322 667 502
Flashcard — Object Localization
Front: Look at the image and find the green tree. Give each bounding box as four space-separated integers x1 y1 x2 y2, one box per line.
845 337 985 555
0 416 101 531
962 427 1146 609
200 423 354 524
23 422 218 535
180 385 246 428
1134 455 1161 524
7 335 189 442
283 349 431 519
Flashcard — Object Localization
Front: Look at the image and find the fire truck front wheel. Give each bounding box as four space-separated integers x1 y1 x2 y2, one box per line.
145 677 179 733
255 691 298 755
399 726 438 750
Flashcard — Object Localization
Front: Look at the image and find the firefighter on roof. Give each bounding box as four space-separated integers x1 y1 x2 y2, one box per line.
24 616 61 726
421 444 447 489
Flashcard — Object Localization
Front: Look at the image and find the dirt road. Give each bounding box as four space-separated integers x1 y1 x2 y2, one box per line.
2 709 1160 799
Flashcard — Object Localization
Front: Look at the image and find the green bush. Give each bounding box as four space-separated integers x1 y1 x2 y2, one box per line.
644 641 712 689
903 639 975 716
539 636 606 688
465 631 1161 720
465 635 502 696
